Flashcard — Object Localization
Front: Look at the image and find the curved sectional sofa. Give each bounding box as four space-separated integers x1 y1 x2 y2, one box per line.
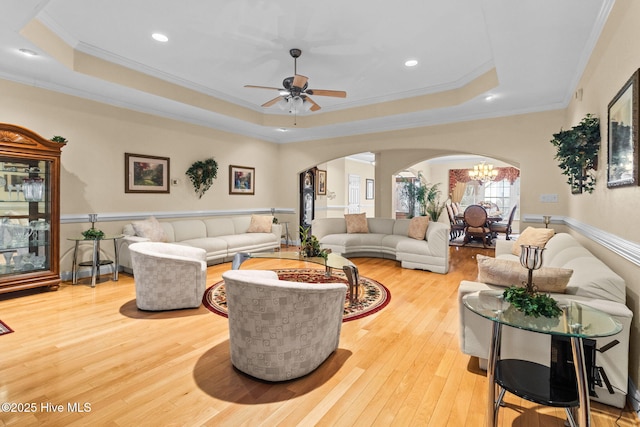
311 217 450 273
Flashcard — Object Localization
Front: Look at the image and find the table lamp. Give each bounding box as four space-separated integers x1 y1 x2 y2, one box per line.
543 215 552 228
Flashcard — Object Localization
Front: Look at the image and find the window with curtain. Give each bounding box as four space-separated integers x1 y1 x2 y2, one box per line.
450 167 520 219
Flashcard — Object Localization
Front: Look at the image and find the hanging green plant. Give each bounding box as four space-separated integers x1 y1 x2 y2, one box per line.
185 158 218 198
550 114 600 194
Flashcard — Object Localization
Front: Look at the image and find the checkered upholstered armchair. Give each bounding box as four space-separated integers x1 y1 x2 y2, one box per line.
221 269 347 381
129 242 207 311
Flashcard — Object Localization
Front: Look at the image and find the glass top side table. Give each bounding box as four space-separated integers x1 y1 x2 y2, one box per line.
463 290 622 427
68 235 124 287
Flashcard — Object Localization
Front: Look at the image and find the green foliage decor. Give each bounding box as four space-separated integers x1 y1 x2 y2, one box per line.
550 114 600 194
503 286 562 318
299 226 329 259
401 172 446 221
82 228 105 240
186 158 218 199
50 135 68 144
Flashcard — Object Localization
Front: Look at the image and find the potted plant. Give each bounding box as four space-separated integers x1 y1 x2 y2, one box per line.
50 135 68 144
185 158 218 198
299 226 329 259
550 114 600 194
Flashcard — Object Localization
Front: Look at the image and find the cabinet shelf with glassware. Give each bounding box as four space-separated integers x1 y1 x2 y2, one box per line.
0 123 63 294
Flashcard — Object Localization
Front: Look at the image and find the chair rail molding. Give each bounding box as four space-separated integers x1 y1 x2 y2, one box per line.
523 214 640 267
61 208 296 224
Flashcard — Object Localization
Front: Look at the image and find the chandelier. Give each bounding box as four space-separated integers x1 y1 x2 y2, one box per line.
469 161 498 183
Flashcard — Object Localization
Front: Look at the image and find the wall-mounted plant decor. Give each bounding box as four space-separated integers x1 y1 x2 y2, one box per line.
186 158 218 198
550 113 600 194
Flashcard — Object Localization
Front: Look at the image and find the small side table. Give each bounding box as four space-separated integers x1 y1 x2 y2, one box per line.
68 235 124 287
463 291 622 427
279 221 292 247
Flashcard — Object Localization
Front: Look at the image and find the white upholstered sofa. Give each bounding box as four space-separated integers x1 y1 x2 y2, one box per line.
458 231 633 408
119 215 282 274
222 269 347 381
311 216 449 273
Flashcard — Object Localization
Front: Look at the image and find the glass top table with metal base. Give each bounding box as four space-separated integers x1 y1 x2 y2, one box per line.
232 251 361 303
68 235 124 287
463 290 622 427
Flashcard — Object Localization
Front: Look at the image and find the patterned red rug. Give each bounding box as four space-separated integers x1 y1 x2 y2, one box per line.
0 319 13 336
203 268 391 322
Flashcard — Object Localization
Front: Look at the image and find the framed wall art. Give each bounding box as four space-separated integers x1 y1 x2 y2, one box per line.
607 69 639 188
229 165 255 195
124 153 170 193
366 178 374 199
316 169 327 195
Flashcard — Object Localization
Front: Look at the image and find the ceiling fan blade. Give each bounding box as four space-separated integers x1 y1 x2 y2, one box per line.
305 96 321 112
244 85 282 91
261 96 282 108
292 74 309 88
306 89 347 98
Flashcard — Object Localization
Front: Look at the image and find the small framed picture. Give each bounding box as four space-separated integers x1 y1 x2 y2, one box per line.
125 153 170 194
316 169 327 195
366 178 374 199
229 165 255 195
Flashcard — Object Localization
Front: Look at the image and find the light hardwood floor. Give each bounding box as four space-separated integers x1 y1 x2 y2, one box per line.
0 246 638 426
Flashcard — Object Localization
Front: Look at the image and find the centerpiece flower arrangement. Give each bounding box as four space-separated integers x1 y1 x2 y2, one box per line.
503 245 562 318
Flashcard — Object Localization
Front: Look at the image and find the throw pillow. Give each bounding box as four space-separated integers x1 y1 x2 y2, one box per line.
407 216 429 240
131 216 166 242
345 213 369 233
246 214 273 233
511 227 555 256
476 254 572 293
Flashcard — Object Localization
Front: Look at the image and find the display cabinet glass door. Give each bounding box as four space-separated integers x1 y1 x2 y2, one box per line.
0 157 52 277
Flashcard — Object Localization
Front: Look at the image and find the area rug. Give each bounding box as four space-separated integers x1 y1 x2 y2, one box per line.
449 233 519 248
0 320 14 335
203 268 391 322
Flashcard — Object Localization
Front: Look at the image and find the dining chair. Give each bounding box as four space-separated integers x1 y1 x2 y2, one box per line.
463 204 492 248
489 203 517 240
447 204 465 241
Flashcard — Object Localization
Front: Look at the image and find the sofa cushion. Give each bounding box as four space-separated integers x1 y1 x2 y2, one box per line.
367 218 395 235
476 254 572 293
246 214 273 233
203 218 235 237
408 216 429 240
170 220 207 242
131 216 166 242
511 227 555 256
345 213 368 233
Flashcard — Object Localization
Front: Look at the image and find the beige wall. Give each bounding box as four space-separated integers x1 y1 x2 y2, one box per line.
0 79 281 271
561 0 640 388
1 0 639 390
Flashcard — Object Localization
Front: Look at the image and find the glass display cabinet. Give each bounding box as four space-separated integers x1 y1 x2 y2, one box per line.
0 123 63 294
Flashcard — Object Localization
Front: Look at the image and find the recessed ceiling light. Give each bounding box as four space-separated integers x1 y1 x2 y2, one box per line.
18 48 38 57
404 59 418 67
152 33 169 42
485 95 495 101
277 128 288 132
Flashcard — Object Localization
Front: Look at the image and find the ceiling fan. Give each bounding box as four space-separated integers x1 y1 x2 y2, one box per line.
244 48 347 113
